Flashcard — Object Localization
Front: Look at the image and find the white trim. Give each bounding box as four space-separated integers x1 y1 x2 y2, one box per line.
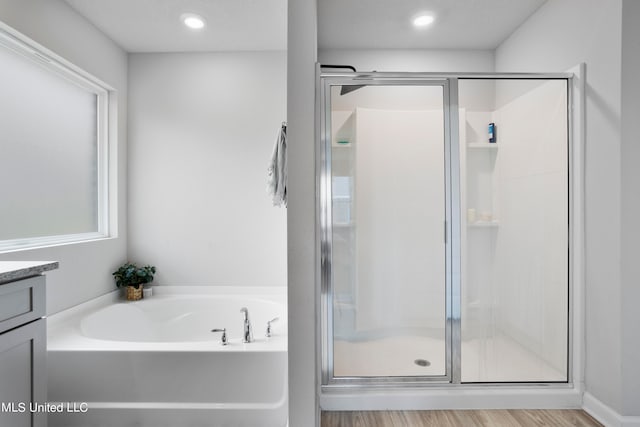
54 400 286 410
583 392 640 427
320 386 582 411
0 21 114 251
0 233 111 254
0 22 114 92
568 63 586 392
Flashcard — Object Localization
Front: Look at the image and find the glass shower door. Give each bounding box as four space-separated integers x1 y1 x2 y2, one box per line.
458 78 569 383
322 80 452 382
321 73 572 387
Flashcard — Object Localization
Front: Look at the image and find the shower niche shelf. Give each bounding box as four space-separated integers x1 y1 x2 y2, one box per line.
333 222 354 229
468 222 499 228
467 142 498 150
464 139 498 229
460 111 500 349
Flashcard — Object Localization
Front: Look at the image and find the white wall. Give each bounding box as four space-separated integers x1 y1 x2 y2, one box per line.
620 0 640 416
128 52 287 287
495 0 638 417
287 0 319 425
0 0 128 315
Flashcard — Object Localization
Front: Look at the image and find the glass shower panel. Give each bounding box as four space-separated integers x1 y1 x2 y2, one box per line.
329 84 448 378
458 79 569 382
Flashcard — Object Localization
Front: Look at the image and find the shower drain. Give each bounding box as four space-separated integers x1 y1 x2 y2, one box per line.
414 359 431 367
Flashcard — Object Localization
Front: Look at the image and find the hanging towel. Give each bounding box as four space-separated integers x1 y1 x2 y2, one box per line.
267 122 287 207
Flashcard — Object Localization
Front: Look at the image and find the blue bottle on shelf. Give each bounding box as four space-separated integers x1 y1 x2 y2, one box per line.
488 122 496 143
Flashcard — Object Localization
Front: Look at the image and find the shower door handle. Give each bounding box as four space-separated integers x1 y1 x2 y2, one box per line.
444 220 447 244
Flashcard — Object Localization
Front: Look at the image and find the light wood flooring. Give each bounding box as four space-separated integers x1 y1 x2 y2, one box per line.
321 410 603 427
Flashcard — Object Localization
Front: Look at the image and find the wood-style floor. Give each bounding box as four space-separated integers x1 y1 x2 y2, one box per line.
321 410 603 427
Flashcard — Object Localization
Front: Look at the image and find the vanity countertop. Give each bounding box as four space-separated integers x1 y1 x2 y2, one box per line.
0 261 59 284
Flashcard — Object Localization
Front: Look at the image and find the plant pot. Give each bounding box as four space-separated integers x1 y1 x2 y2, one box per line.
126 286 143 301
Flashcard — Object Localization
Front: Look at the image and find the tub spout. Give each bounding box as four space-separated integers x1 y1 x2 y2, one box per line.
240 307 253 343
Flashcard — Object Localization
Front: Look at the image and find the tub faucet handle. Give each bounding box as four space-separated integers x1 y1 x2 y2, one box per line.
211 328 228 346
266 317 279 337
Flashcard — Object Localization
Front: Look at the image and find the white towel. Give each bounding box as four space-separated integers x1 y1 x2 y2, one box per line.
267 122 287 207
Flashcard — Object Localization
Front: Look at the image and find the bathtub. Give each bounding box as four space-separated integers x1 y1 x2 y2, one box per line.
46 286 287 427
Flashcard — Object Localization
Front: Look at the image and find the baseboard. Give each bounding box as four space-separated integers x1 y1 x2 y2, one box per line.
583 392 640 427
320 386 581 411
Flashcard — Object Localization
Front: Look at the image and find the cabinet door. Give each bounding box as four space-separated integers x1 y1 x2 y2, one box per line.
0 276 46 334
0 318 46 427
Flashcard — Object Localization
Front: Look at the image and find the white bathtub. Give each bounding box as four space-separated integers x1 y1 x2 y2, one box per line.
47 286 287 427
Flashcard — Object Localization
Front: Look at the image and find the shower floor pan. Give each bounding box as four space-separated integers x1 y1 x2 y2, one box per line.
334 333 565 382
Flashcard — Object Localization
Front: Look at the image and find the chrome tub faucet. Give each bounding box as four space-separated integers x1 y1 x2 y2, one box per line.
240 307 253 343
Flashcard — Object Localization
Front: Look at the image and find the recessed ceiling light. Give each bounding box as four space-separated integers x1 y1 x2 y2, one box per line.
181 13 206 30
413 14 435 28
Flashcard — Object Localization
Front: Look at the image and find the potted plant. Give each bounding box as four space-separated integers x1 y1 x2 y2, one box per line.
112 262 156 301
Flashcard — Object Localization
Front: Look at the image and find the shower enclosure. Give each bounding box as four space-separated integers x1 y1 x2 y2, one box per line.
319 73 572 388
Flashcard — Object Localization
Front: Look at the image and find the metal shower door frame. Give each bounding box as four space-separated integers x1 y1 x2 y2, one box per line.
318 74 457 387
318 71 577 391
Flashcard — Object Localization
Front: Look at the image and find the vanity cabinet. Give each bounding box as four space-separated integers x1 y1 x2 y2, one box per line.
0 262 57 427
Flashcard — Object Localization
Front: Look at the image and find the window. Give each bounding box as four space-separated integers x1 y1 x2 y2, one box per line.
0 26 112 251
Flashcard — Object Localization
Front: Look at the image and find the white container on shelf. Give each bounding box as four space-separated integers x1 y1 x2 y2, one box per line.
467 208 477 223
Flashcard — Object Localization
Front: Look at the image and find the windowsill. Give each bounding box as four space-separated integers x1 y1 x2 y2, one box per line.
0 233 115 254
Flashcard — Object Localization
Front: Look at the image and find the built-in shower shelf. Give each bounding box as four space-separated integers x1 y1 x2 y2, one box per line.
333 222 354 229
468 222 499 228
467 143 498 149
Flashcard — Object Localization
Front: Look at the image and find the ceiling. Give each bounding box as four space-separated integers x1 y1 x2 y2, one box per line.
64 0 287 52
318 0 547 50
64 0 546 53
